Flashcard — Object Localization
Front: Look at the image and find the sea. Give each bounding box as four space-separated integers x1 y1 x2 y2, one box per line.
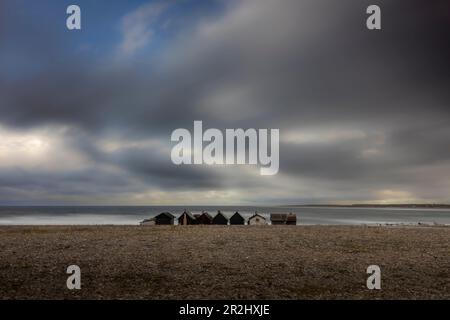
0 206 449 225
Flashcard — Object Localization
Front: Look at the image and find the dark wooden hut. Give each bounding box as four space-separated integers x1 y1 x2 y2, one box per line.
178 210 196 225
229 211 245 225
270 213 297 225
212 211 228 225
195 212 213 225
270 213 287 225
286 213 297 225
154 212 175 225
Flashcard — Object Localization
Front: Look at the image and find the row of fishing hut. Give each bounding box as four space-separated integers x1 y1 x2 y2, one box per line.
140 211 297 226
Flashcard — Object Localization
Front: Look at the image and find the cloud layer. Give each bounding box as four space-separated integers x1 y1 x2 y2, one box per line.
0 0 449 205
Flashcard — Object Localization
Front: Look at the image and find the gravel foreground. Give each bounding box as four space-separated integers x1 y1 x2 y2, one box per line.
0 225 448 300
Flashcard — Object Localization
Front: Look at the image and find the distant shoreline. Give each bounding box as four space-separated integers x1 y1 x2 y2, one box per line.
286 204 450 209
0 204 449 209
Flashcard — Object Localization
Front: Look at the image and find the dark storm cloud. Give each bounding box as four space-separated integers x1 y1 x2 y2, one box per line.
63 130 225 190
0 167 138 199
154 0 450 129
2 0 449 132
111 150 223 189
97 146 225 190
281 124 450 180
0 0 449 204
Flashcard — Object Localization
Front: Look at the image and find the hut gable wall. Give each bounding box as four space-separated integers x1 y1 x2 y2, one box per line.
212 212 228 225
154 212 175 225
248 213 267 225
230 212 245 225
178 211 196 225
196 212 213 225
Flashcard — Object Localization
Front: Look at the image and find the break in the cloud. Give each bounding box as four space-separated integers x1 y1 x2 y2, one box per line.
118 1 171 56
0 0 449 205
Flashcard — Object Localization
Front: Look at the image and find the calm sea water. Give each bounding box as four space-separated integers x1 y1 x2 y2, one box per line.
0 206 449 225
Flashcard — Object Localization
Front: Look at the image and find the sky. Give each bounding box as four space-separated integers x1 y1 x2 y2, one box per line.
0 0 449 205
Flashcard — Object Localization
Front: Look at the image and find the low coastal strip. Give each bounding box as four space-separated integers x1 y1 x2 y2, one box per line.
0 225 448 299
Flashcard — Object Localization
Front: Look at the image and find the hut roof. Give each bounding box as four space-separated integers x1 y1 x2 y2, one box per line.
249 213 266 221
286 213 297 222
270 213 287 222
155 212 175 219
179 210 195 220
214 211 228 219
212 211 228 224
230 211 244 219
199 211 213 219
